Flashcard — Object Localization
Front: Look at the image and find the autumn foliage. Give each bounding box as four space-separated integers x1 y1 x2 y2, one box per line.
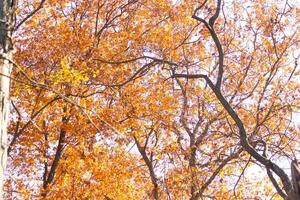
4 0 300 199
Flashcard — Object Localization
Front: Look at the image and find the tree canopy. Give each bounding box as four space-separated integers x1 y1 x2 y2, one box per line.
2 0 300 199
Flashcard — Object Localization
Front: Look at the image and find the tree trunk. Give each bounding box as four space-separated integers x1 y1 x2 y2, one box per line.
289 160 300 200
0 0 15 198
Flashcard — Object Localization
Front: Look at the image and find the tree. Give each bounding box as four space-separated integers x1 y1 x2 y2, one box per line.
3 0 300 199
173 0 300 199
0 0 15 198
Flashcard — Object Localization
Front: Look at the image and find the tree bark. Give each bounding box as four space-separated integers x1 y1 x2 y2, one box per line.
289 160 300 200
0 0 15 198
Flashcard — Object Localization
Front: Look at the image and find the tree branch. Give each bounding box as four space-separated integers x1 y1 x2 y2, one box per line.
172 73 293 195
8 96 60 155
42 106 69 198
192 0 224 90
14 0 47 31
